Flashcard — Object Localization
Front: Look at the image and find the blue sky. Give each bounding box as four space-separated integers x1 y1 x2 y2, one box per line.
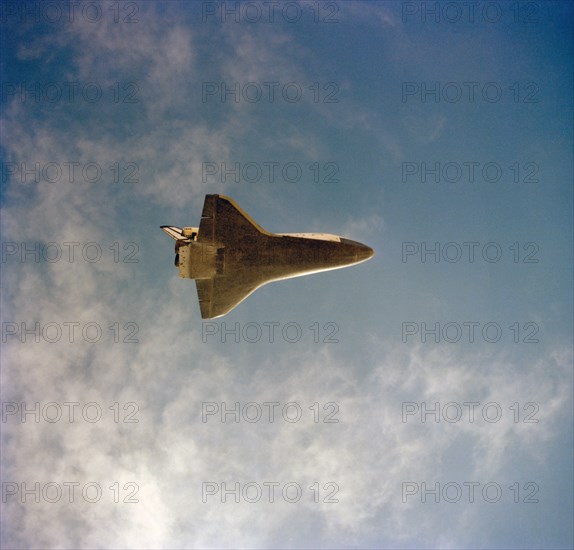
1 1 573 548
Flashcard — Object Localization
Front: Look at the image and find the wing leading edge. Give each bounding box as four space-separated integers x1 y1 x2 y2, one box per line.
195 195 269 319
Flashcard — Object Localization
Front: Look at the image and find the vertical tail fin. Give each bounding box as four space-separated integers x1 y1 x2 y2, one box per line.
197 195 270 245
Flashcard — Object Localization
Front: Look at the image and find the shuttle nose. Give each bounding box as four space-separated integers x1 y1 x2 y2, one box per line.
341 238 374 263
355 242 374 262
358 244 375 261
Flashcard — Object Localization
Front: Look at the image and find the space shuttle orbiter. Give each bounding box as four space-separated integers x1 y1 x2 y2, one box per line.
161 194 373 319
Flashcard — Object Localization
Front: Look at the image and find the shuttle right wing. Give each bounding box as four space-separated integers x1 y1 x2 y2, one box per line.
195 276 263 319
